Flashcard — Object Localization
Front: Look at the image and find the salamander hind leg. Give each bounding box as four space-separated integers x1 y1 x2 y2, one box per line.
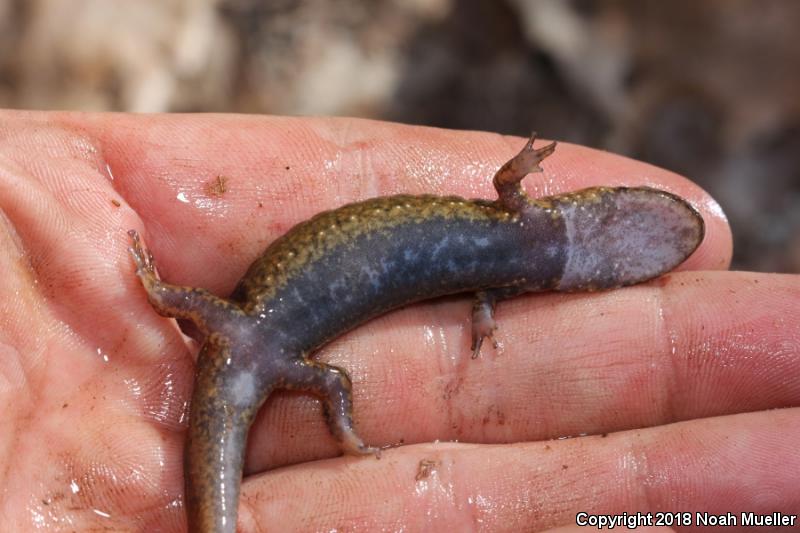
128 229 157 286
127 229 241 332
493 133 557 211
284 359 381 458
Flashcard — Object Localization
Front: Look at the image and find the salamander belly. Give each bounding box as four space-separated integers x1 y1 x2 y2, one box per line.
259 213 567 354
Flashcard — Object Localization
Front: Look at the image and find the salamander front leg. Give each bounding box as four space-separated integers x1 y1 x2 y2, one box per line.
471 286 528 358
493 133 557 211
471 291 498 359
285 359 381 457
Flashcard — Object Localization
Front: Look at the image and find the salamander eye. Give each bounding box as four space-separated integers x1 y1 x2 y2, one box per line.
556 188 704 291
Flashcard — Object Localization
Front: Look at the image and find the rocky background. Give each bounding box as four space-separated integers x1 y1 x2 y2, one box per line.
1 0 798 271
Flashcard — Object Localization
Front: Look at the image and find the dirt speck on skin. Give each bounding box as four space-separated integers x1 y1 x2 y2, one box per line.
205 175 228 197
415 458 440 481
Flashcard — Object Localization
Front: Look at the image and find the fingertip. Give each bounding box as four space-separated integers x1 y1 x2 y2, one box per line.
676 190 732 271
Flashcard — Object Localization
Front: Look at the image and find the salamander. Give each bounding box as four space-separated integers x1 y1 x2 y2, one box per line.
127 135 704 532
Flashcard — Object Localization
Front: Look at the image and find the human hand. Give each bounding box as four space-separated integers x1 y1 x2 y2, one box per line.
0 111 795 531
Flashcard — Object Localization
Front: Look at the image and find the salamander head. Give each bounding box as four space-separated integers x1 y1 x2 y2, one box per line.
552 187 705 291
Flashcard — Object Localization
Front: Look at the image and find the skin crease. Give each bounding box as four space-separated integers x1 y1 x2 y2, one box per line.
0 110 797 532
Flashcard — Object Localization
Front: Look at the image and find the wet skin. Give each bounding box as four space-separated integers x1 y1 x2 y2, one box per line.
128 135 704 532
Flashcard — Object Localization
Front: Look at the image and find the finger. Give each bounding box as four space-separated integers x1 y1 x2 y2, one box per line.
247 270 800 470
240 408 800 531
65 113 730 294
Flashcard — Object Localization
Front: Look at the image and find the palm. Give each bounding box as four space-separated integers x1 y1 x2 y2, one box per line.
0 119 192 530
1 112 797 532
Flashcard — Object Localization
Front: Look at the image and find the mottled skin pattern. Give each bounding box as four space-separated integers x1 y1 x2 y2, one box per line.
128 135 704 532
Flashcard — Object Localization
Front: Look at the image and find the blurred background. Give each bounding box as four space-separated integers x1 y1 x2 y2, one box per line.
1 0 798 271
